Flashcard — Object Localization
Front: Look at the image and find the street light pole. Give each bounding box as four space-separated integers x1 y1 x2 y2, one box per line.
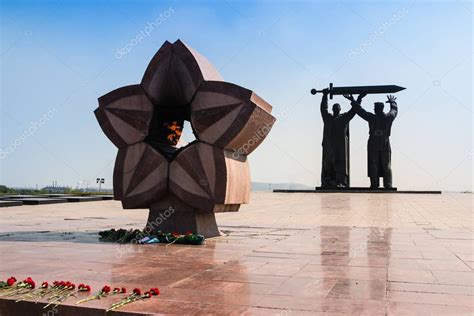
96 178 105 193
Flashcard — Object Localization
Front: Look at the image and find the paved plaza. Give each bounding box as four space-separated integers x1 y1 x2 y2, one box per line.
0 192 472 315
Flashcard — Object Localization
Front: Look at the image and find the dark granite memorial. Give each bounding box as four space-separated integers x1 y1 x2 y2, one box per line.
274 83 440 194
350 94 398 189
319 90 358 188
0 200 23 207
11 198 66 205
275 188 441 194
312 83 405 190
60 196 103 202
7 195 49 199
93 195 114 200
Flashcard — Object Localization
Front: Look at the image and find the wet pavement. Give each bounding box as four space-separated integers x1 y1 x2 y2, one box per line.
0 192 472 315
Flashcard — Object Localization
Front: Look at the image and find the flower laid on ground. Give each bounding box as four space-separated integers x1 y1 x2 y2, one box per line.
76 285 111 304
78 283 91 292
150 288 160 296
107 287 160 311
98 228 205 245
0 276 17 289
15 281 49 302
26 277 35 288
8 277 17 286
112 287 126 294
34 281 59 303
0 277 35 297
44 281 75 309
37 281 69 303
0 277 157 311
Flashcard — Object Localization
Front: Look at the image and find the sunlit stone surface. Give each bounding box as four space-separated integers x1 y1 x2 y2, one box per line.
0 192 472 315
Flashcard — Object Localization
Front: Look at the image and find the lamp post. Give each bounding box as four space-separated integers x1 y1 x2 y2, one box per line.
96 178 105 192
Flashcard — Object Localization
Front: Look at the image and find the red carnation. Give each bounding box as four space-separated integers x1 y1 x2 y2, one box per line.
79 284 91 292
102 285 111 293
121 287 126 293
150 287 160 296
133 288 141 295
24 277 35 289
143 291 151 298
185 231 193 235
41 282 48 288
172 231 180 237
113 287 120 293
7 277 16 286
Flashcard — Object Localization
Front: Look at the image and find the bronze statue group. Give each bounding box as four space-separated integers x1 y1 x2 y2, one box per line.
320 89 398 189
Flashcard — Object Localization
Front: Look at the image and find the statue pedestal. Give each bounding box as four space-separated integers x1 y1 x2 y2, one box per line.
146 196 222 238
273 188 442 194
315 187 397 192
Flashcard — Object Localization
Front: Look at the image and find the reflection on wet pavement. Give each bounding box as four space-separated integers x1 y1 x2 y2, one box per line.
0 192 472 314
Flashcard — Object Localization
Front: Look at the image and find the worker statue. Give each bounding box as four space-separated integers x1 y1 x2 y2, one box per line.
345 94 398 188
320 89 364 188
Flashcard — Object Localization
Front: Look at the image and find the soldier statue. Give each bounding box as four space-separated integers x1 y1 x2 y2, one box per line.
345 94 398 188
320 89 364 188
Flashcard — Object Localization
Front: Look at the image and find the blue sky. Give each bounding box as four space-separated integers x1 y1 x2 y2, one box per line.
1 0 472 191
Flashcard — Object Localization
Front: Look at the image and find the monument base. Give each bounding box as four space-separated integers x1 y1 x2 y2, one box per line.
146 195 222 238
273 187 441 194
316 186 397 192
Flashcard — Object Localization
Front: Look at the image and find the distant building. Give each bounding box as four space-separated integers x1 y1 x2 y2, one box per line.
42 186 70 193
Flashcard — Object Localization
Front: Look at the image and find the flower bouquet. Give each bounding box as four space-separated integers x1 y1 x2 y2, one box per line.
0 276 160 312
0 277 35 297
0 276 17 290
76 285 112 304
106 287 159 311
16 281 49 302
44 281 76 309
98 228 205 245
